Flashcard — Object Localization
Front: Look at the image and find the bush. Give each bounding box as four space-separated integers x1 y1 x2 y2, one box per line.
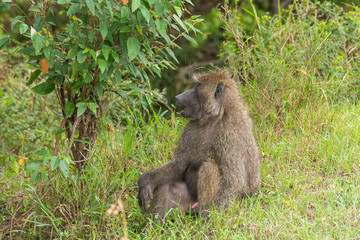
4 0 202 171
0 0 202 237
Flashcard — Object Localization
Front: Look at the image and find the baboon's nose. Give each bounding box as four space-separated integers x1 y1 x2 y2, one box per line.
175 95 182 106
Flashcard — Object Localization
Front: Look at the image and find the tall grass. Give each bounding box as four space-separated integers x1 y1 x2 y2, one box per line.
221 1 360 117
1 1 360 239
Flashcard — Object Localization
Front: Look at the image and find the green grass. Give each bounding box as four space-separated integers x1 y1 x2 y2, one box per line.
1 78 359 238
1 1 360 239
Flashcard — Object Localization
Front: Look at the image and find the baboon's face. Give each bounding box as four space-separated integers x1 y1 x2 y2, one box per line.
175 81 225 120
175 84 201 119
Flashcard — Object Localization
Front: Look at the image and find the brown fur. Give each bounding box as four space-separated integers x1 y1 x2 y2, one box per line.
149 182 197 220
138 70 261 219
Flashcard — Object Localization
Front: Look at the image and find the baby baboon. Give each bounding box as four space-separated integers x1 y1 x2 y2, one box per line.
138 70 260 220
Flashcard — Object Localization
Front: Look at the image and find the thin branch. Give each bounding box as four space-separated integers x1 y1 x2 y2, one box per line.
65 116 81 156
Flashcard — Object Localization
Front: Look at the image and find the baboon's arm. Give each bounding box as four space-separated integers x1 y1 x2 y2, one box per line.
147 160 184 187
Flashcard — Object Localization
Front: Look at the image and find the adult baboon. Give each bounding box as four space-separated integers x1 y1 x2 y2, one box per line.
138 70 260 220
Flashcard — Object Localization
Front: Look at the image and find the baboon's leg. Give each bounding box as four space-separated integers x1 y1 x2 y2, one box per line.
149 182 196 220
197 161 221 211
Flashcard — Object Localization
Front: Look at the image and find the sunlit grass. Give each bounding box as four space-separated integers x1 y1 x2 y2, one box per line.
1 70 360 239
1 1 360 238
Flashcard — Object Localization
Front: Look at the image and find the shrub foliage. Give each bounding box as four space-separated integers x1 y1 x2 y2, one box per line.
8 0 201 170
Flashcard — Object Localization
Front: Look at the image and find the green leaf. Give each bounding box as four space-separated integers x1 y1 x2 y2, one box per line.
102 45 111 61
28 69 41 86
114 69 122 84
26 163 41 171
127 37 140 61
151 66 161 76
11 16 25 30
184 0 194 5
96 83 103 99
106 0 114 18
88 30 95 42
32 34 43 54
136 25 143 35
0 3 11 12
43 157 50 164
99 21 108 39
98 59 107 73
132 0 141 12
56 129 66 136
42 172 48 181
140 5 150 23
43 46 51 59
58 0 70 4
174 6 182 18
111 51 120 63
185 21 202 34
76 102 87 116
65 101 75 117
71 61 88 78
35 150 51 157
89 49 97 60
155 19 167 38
19 23 28 34
154 1 164 16
165 47 178 63
88 102 99 115
162 0 171 12
67 46 80 59
67 3 82 15
138 51 148 65
68 22 79 38
59 160 69 177
32 172 40 183
173 0 181 7
171 23 180 32
85 0 95 15
77 51 87 63
19 47 35 55
121 7 130 20
120 26 131 32
54 49 65 59
129 62 138 76
183 33 197 45
85 73 93 83
51 156 60 170
34 17 44 32
32 80 55 95
173 14 188 32
13 160 19 174
0 37 10 49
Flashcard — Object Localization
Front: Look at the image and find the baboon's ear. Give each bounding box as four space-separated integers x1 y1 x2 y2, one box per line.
215 82 225 99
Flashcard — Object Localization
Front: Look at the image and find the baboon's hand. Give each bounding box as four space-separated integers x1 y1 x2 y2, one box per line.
201 209 210 218
200 210 210 225
137 173 153 213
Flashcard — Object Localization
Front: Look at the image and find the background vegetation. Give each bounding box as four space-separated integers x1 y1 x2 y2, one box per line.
1 0 360 239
